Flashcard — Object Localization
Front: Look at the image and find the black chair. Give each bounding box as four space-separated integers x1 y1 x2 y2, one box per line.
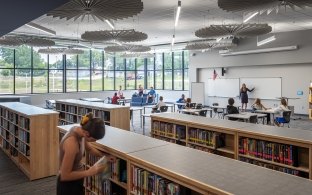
198 110 207 117
195 103 203 109
190 103 196 109
159 106 168 112
276 111 291 127
249 115 258 124
212 103 223 118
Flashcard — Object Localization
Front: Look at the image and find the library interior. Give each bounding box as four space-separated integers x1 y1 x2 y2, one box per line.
1 0 312 194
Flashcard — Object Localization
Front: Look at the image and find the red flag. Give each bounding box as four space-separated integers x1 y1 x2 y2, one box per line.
213 69 218 80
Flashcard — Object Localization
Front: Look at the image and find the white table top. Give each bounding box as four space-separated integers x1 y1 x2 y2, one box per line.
130 107 143 111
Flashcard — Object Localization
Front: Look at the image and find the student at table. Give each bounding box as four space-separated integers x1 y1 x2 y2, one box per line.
226 98 239 121
251 98 271 124
152 96 166 113
240 83 255 112
273 98 290 126
111 92 120 104
185 98 192 109
176 94 186 109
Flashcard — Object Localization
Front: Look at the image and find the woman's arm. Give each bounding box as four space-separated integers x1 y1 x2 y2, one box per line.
85 141 103 157
60 137 103 181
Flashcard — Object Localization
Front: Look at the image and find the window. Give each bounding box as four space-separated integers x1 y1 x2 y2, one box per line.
0 48 14 94
49 54 63 93
33 47 48 93
155 53 163 89
104 53 114 90
91 50 103 91
136 58 145 89
0 46 190 94
164 52 172 90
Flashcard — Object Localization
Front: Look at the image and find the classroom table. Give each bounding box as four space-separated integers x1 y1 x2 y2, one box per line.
254 109 276 125
178 108 213 117
79 98 104 102
173 102 186 112
143 104 174 113
225 112 267 123
117 98 131 106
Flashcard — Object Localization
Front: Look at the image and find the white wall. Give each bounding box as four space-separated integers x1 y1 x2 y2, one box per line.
29 90 189 107
189 29 312 115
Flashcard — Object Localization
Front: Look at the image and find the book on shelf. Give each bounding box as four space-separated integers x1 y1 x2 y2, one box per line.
239 137 299 167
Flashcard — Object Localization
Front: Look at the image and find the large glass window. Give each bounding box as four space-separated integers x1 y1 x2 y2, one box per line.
155 53 163 89
0 48 14 94
136 58 145 89
91 50 103 91
32 48 48 93
104 53 114 90
164 52 172 90
49 54 63 93
173 52 183 90
0 46 190 94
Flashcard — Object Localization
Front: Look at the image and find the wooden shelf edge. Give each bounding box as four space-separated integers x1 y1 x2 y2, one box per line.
108 178 127 189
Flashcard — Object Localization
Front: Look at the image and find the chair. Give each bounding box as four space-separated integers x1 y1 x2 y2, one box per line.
198 110 207 117
276 111 291 127
212 103 224 118
195 103 203 109
159 106 168 112
249 115 258 124
190 103 196 108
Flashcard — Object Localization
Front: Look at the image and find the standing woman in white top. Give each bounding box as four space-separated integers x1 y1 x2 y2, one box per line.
273 98 290 126
117 85 124 98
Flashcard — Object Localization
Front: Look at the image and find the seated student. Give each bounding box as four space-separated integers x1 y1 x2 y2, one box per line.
138 84 144 96
184 98 192 109
152 96 166 113
176 94 186 109
226 98 239 121
251 98 271 124
111 92 120 104
146 86 156 104
273 98 290 126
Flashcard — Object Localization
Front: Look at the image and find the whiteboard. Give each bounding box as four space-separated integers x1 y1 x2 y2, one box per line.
240 77 282 99
207 78 240 97
191 82 205 104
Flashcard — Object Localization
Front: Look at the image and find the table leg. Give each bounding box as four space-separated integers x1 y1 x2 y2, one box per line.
140 109 142 127
142 115 145 135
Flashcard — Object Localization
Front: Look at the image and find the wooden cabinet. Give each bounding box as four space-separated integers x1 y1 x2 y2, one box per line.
309 87 312 119
58 124 312 195
56 99 130 131
0 102 59 180
151 113 312 179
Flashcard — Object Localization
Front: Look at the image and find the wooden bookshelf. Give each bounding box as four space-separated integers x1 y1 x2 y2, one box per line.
309 87 312 119
151 112 312 179
0 102 59 180
55 99 130 131
58 124 312 195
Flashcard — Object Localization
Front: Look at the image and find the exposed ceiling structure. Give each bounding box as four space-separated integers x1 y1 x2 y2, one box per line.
5 0 312 51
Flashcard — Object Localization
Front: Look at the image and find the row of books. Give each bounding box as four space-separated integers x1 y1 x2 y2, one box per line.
66 105 77 113
239 157 308 178
131 165 181 195
8 134 18 148
18 142 30 156
85 174 111 195
8 123 18 135
19 116 30 130
93 110 110 121
65 114 77 123
19 129 30 144
56 104 65 111
239 137 299 167
188 128 215 147
152 122 186 140
78 107 92 115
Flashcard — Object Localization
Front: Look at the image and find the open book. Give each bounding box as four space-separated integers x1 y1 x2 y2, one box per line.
95 156 111 181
